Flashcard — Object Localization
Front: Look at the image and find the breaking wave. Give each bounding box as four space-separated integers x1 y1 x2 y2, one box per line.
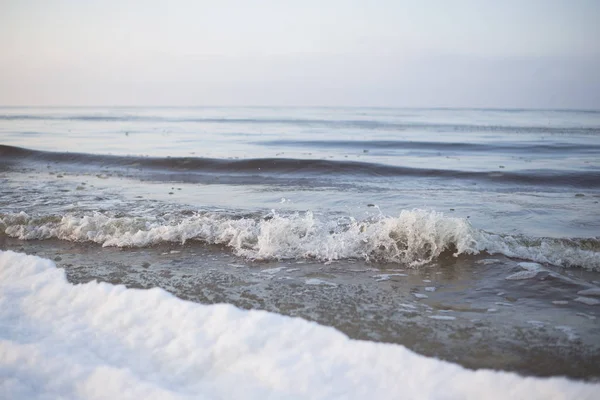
1 210 598 270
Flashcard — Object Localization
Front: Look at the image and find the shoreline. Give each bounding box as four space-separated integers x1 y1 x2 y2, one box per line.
3 237 599 380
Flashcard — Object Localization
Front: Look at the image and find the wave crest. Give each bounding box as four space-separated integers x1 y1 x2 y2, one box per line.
1 210 598 270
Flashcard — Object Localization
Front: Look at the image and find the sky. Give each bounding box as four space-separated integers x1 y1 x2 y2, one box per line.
1 0 599 108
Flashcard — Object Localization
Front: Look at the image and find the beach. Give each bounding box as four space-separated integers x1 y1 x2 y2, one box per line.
1 107 600 397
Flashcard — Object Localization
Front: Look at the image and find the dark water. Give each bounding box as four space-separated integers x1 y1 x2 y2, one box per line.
1 107 600 378
2 144 599 188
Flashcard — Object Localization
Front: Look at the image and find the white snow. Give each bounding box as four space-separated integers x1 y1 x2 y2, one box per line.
425 286 437 292
413 293 429 299
1 250 599 400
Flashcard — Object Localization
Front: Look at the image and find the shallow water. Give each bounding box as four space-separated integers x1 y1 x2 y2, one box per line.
1 107 599 378
5 237 600 379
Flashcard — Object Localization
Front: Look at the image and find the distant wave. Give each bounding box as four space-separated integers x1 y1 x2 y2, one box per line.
1 145 598 188
2 210 599 270
257 140 600 153
1 114 598 134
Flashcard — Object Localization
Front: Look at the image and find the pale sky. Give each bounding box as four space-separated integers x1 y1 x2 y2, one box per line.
1 0 599 108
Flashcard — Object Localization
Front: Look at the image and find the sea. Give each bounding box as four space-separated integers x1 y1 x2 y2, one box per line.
1 107 600 388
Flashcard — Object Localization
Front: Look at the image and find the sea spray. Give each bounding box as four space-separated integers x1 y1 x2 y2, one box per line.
2 210 599 270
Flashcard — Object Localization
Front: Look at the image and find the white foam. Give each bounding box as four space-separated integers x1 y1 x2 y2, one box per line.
576 313 597 320
305 278 337 287
424 286 436 292
505 270 541 280
398 303 417 310
2 209 599 270
505 262 545 280
372 273 407 282
527 320 545 327
577 288 600 297
574 297 600 306
555 326 579 341
1 251 597 399
476 259 501 265
260 267 286 275
413 293 428 299
517 262 543 269
482 235 600 271
429 315 456 321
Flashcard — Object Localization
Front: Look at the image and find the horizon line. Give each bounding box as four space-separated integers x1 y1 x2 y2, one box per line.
0 105 599 113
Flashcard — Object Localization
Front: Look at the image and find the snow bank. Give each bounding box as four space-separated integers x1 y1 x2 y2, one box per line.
0 250 598 399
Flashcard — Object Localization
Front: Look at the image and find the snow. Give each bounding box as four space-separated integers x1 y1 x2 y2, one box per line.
1 250 599 400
